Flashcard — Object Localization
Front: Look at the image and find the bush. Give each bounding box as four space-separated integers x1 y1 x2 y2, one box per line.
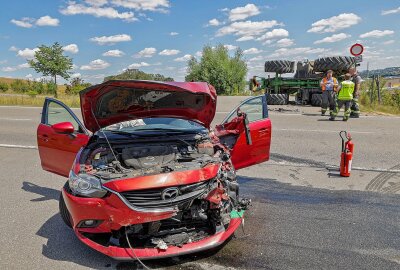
64 77 91 95
0 82 9 92
27 90 38 98
10 79 29 93
45 82 57 95
30 81 45 95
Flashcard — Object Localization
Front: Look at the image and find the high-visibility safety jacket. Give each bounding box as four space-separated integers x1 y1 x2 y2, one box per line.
321 77 338 91
338 80 355 100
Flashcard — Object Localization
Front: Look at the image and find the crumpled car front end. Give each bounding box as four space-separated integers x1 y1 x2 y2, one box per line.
62 136 250 260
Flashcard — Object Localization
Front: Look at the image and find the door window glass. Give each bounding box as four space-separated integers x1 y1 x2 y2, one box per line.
47 101 80 131
226 96 264 123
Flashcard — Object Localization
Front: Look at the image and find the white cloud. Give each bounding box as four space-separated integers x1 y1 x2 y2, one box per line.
229 4 260 21
102 49 125 57
18 63 30 69
10 18 34 28
195 51 202 57
236 36 254 42
159 49 180 55
90 34 132 45
257 28 289 41
0 60 7 65
359 30 394 38
308 13 361 33
11 16 60 28
35 15 60 26
71 72 82 78
1 62 31 72
128 62 150 68
271 47 329 57
208 18 221 26
80 59 110 70
248 56 263 62
1 67 17 72
382 7 400 15
25 74 33 79
134 47 157 58
17 48 39 59
174 54 192 62
9 46 18 51
85 0 107 6
276 38 294 47
169 32 179 36
243 48 261 55
111 0 170 12
383 40 395 45
224 44 237 51
62 44 79 54
217 20 283 37
314 33 351 44
60 2 136 21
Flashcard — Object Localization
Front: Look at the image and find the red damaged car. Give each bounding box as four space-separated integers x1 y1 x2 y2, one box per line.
37 80 271 260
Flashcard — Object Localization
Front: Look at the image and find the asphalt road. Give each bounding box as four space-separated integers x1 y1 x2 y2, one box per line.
0 97 399 270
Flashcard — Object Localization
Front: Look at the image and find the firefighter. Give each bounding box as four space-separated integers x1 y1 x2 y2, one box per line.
330 73 355 121
320 70 339 116
349 67 362 118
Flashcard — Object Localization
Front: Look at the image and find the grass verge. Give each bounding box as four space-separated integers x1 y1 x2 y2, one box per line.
360 103 400 115
0 94 80 107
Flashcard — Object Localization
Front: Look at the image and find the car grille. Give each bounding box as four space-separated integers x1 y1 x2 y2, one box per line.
120 181 209 209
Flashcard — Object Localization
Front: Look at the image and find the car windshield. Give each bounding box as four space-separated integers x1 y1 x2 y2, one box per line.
103 117 207 133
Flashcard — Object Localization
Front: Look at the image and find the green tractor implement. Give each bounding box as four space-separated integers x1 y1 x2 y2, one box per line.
251 56 359 106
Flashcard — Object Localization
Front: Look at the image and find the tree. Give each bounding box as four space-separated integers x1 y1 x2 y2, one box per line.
185 44 248 95
104 69 174 82
29 42 73 97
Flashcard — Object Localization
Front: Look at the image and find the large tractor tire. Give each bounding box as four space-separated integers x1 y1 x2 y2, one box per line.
310 94 323 107
265 60 295 74
313 56 356 72
267 93 288 105
59 192 73 228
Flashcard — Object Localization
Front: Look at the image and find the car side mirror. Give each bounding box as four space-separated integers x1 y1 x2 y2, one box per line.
52 122 75 134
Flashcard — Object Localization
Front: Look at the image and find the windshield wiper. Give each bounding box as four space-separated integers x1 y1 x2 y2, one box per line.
132 128 203 134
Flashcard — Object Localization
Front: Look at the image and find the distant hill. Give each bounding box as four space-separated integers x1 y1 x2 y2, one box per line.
104 69 174 82
359 67 400 78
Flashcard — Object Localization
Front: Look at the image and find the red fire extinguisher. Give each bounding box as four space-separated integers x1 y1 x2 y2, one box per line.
339 131 353 177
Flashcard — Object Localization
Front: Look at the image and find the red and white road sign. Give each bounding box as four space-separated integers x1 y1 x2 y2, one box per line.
350 43 364 56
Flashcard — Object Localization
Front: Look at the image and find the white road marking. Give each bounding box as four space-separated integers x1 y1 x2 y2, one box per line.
0 144 37 149
274 128 374 134
0 118 32 121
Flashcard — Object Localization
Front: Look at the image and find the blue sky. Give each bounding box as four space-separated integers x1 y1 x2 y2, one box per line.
0 0 399 83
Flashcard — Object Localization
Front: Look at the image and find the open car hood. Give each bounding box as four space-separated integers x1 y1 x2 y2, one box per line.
79 80 217 132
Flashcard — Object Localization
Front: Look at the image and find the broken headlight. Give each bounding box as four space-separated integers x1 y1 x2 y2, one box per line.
68 171 107 198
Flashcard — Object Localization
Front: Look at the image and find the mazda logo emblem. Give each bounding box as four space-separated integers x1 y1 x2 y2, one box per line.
161 187 179 200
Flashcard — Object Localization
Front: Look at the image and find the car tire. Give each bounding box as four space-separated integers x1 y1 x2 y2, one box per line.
311 94 323 107
59 192 73 228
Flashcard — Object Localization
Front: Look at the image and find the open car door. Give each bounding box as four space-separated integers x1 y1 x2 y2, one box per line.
37 98 90 177
215 95 271 170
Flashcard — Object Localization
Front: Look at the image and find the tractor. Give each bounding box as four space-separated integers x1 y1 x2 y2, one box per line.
251 56 359 106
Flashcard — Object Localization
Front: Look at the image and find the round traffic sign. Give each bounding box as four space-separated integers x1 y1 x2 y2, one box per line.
350 43 364 56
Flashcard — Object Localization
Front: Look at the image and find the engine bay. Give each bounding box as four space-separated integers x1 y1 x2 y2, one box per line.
79 133 220 181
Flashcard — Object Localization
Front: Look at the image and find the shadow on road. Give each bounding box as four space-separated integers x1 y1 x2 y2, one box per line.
21 181 59 202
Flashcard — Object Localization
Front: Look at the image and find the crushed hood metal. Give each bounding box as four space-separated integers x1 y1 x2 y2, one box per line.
80 80 217 132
